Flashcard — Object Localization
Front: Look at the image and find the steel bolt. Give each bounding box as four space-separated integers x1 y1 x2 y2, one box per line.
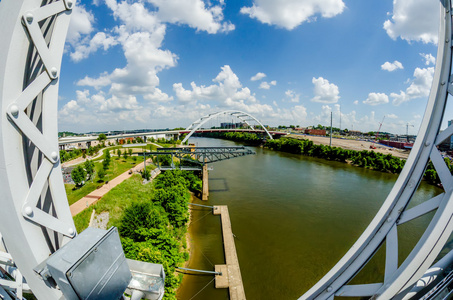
25 13 33 24
425 141 431 147
387 217 392 223
51 151 58 161
66 0 74 9
326 286 333 293
10 105 19 117
24 206 33 216
50 67 58 78
68 228 74 236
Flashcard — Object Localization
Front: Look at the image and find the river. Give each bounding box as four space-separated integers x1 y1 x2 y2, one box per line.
177 137 444 300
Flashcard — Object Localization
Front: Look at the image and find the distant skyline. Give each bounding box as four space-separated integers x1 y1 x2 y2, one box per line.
59 0 442 135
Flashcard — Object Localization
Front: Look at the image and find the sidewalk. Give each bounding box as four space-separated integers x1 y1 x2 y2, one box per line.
69 159 160 216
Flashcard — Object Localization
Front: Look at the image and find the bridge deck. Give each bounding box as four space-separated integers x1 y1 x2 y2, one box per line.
213 205 246 300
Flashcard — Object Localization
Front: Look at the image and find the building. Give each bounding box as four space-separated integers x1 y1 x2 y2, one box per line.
305 129 326 136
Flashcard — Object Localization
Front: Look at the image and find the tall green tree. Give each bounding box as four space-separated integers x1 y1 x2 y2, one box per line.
71 165 86 186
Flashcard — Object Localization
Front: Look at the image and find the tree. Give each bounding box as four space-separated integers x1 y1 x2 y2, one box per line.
84 160 94 180
117 149 122 158
103 150 111 170
97 167 106 181
97 133 107 142
128 149 133 156
71 165 86 186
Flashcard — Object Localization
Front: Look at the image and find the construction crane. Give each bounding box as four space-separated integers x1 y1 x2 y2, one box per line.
370 116 385 149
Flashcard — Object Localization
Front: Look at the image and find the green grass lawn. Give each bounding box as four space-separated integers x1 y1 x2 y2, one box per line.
65 155 157 205
73 175 152 232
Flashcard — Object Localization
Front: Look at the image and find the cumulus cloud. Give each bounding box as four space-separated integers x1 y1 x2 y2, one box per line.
173 65 260 109
311 77 340 103
381 60 404 72
251 72 266 81
391 67 434 105
259 80 276 89
285 90 300 103
387 113 398 119
363 93 389 106
71 32 118 62
148 0 235 34
353 100 359 105
421 53 436 65
240 0 345 30
383 0 439 44
67 5 94 46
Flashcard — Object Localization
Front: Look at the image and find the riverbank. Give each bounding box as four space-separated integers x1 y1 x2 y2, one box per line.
287 134 410 159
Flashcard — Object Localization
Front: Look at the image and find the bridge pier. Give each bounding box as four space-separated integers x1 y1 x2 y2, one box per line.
202 163 209 201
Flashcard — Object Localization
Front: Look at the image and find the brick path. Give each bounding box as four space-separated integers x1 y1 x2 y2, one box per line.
69 159 160 216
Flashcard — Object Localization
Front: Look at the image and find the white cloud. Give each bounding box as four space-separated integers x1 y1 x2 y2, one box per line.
148 0 235 34
353 100 359 105
381 60 403 72
240 0 345 30
251 72 266 81
173 65 258 109
285 90 300 103
311 77 340 103
363 93 389 106
259 80 276 89
383 0 439 44
70 32 118 62
421 53 436 65
387 113 398 119
67 5 94 46
391 67 434 105
143 88 173 103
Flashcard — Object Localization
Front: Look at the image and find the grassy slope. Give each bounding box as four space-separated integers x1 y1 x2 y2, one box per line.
73 174 151 232
65 155 157 205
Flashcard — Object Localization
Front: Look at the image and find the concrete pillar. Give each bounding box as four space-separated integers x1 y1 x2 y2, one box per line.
202 163 209 201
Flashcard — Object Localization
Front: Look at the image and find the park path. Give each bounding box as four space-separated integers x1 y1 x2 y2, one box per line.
69 159 160 216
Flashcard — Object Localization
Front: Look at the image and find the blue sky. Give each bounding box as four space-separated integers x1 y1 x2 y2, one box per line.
59 0 441 135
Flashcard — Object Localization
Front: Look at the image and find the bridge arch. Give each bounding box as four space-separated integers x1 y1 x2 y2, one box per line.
181 110 274 143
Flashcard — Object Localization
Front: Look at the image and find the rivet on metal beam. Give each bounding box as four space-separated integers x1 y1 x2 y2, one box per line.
10 105 19 117
425 141 431 147
387 217 392 223
326 286 333 293
68 228 75 236
50 67 58 79
51 151 58 161
24 207 33 217
64 0 74 10
25 13 33 24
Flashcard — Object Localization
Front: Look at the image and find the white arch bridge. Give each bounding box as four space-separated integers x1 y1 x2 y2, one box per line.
181 110 275 143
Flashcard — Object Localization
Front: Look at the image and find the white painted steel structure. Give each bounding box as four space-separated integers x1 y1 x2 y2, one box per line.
181 110 274 143
301 1 453 299
0 0 75 298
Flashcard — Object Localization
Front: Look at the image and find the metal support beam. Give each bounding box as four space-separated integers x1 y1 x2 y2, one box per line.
301 1 453 299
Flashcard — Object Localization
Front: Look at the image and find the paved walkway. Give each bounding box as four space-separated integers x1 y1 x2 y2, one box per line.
69 159 160 216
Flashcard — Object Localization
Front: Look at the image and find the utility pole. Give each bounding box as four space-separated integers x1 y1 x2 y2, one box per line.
406 123 414 142
330 112 333 147
339 104 342 133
